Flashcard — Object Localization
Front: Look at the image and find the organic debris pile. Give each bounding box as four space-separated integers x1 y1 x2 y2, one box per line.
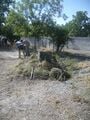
14 50 71 81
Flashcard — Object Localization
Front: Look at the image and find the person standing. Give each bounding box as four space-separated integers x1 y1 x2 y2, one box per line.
23 39 30 56
15 39 25 58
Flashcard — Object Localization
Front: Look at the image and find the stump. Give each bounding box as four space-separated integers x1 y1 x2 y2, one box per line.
37 49 57 63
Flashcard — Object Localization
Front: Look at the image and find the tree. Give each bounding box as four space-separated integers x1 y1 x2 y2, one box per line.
17 0 63 24
6 10 29 37
15 0 64 42
2 0 68 49
49 25 69 52
0 0 14 34
65 11 90 37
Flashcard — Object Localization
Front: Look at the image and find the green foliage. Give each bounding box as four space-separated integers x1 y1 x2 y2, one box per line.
15 0 64 39
17 0 63 24
65 11 90 37
0 0 67 46
6 10 29 37
50 25 69 52
55 53 78 74
0 0 14 34
29 21 46 37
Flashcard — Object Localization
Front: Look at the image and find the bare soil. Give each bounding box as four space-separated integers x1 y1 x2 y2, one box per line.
0 49 90 120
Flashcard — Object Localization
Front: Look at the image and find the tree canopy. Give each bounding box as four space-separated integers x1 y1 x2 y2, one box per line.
6 10 29 37
65 11 90 37
49 25 69 52
1 1 90 51
0 0 14 34
17 0 63 24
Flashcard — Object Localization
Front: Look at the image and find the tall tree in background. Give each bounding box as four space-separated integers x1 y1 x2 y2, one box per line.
15 0 65 49
6 10 29 37
0 0 14 34
50 25 69 52
0 0 69 49
1 10 30 44
65 11 90 37
17 0 63 24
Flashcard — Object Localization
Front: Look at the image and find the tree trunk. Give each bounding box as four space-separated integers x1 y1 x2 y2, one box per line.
59 45 64 53
34 37 37 50
56 44 60 52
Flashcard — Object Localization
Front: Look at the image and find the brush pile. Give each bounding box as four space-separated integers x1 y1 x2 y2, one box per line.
14 49 70 81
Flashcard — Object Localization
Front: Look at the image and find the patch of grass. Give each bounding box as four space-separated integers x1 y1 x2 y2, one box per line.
55 53 78 74
34 68 49 79
13 54 49 79
15 62 31 76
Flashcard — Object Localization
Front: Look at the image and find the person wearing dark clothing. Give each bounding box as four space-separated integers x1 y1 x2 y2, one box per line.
23 40 30 56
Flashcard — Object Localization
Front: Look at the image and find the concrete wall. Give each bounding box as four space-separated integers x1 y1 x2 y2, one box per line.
21 37 90 51
67 37 90 51
21 37 53 49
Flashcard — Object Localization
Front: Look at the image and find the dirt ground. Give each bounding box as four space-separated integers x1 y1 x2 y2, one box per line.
0 49 90 120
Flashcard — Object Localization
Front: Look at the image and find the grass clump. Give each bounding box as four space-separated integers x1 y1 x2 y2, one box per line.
55 53 78 74
15 60 32 76
34 68 49 80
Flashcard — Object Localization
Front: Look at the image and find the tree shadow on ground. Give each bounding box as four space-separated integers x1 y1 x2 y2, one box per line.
0 47 16 52
59 51 90 61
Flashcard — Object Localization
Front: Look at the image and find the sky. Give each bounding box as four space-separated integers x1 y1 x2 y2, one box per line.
56 0 90 25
